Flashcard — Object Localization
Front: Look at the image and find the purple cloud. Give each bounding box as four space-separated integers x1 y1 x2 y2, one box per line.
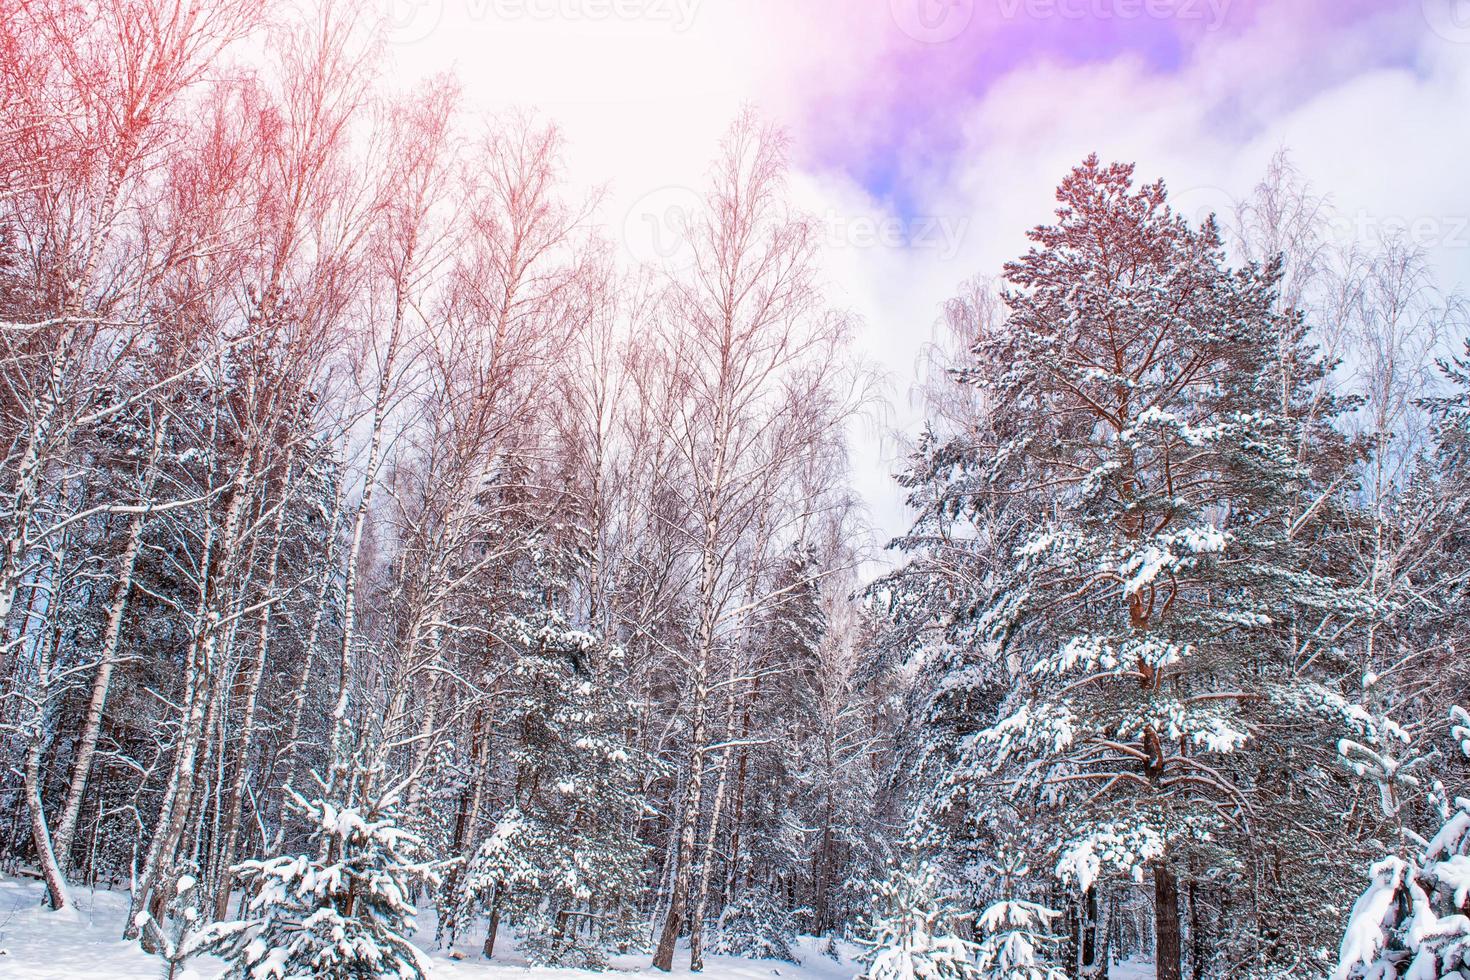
786 0 1426 208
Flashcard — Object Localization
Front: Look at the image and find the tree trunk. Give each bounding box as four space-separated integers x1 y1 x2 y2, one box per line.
1188 878 1206 980
654 450 724 971
127 475 246 939
0 378 62 637
1064 891 1081 979
22 528 73 912
1154 860 1182 980
267 475 346 856
52 417 169 869
51 502 148 872
652 687 706 971
483 892 502 958
1080 884 1098 975
722 677 760 906
813 775 834 935
326 296 404 801
25 728 70 911
688 742 735 972
212 464 293 919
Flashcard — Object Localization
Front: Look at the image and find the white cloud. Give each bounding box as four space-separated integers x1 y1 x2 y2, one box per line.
379 0 1470 552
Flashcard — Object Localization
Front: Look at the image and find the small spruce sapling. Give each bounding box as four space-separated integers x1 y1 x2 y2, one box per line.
971 853 1067 980
859 859 980 980
134 862 228 980
712 887 801 963
195 789 438 980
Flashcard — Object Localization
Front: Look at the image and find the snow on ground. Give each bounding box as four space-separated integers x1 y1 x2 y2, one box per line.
0 875 227 978
0 875 862 980
1107 957 1156 980
0 875 1155 980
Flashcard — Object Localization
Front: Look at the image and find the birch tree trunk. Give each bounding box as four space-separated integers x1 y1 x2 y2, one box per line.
653 398 728 971
51 418 169 871
21 542 72 911
652 658 709 971
267 466 348 855
326 302 405 801
127 470 249 940
24 722 70 912
211 444 297 918
688 739 735 970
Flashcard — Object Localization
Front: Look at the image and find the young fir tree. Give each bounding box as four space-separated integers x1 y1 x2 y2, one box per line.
858 857 980 980
133 861 208 980
711 888 801 963
892 156 1378 979
957 849 1069 980
195 790 438 980
973 899 1067 980
453 544 646 967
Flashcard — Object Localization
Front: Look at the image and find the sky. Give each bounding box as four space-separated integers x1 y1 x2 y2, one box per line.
378 0 1470 547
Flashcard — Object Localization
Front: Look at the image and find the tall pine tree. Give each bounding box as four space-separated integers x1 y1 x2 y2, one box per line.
890 157 1378 979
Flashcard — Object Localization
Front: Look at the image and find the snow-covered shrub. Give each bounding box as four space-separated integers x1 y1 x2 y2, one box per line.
858 861 980 980
195 791 438 980
711 888 800 963
134 862 210 979
973 900 1067 980
1335 707 1470 979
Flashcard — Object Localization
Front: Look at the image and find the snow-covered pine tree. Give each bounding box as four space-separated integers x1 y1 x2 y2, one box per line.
453 543 646 967
957 849 1069 980
195 789 438 980
858 858 980 980
973 899 1067 980
711 887 801 963
1334 706 1470 979
890 156 1378 980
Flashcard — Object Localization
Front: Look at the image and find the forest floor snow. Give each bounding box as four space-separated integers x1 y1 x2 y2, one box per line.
0 874 860 980
0 874 1156 980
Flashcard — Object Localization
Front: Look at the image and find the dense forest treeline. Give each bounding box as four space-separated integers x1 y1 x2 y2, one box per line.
1 3 1468 979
